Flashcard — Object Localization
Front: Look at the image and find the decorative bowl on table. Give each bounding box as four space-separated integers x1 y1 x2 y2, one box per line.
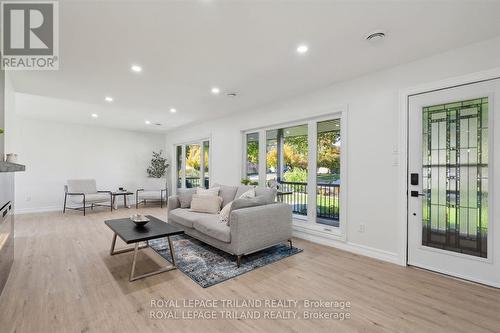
130 214 150 227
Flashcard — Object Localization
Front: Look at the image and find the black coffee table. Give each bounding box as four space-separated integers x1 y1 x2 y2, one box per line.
105 215 184 282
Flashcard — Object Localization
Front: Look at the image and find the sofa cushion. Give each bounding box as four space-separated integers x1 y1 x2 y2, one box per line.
255 186 277 204
70 192 109 204
235 185 253 199
168 208 208 228
196 187 220 196
138 190 162 200
193 215 231 243
190 194 222 214
212 183 238 207
177 188 196 208
227 196 268 226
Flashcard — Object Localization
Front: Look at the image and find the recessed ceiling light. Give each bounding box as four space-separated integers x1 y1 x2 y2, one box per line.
211 87 220 94
365 31 386 41
145 120 151 125
170 108 177 113
296 44 308 54
91 113 98 118
105 96 113 102
131 64 142 73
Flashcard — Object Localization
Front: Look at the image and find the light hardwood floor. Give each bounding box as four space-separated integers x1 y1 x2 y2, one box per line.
0 207 499 333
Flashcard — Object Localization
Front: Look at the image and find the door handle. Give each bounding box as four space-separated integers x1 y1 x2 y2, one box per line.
410 191 425 197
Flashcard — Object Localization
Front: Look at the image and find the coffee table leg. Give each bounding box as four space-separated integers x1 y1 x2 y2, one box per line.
128 238 177 282
110 234 147 256
167 236 176 267
129 242 139 281
110 233 117 255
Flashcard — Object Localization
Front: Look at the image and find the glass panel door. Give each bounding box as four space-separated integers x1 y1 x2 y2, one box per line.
316 119 341 227
185 144 201 188
202 140 210 188
266 124 308 217
176 145 182 188
422 98 488 258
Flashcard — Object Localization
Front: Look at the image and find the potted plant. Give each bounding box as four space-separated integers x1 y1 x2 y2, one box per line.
241 178 258 186
147 150 169 189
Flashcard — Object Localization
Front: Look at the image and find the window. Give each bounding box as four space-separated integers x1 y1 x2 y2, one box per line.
266 125 309 216
176 145 182 188
185 144 201 188
245 132 259 183
316 119 341 226
242 114 344 232
175 139 210 190
203 140 210 188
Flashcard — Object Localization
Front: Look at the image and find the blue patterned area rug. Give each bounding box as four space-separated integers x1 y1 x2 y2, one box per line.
148 234 302 288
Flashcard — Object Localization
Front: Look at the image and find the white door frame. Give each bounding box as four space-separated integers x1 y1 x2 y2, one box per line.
398 67 500 267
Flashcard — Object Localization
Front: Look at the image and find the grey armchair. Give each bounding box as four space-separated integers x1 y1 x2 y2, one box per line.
63 179 112 216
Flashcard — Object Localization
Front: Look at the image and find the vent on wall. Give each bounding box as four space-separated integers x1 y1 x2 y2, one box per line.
365 31 386 41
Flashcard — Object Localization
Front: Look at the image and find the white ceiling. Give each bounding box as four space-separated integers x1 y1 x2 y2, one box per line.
10 0 500 133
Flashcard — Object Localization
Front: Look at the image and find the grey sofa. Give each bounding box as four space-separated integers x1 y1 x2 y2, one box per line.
167 184 293 267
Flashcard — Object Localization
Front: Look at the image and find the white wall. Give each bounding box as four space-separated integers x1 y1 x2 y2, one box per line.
165 36 500 264
12 116 166 213
4 72 16 154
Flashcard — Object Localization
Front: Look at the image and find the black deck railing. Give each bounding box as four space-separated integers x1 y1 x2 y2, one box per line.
278 181 339 221
185 177 209 189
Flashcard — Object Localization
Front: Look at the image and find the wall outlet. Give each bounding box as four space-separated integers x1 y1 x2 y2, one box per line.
26 196 31 202
358 223 366 233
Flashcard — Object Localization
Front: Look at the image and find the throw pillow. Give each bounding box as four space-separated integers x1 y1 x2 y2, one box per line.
219 201 233 224
225 196 268 226
190 194 223 214
212 183 238 207
238 188 256 199
255 186 277 204
196 187 220 196
219 187 257 223
177 188 197 208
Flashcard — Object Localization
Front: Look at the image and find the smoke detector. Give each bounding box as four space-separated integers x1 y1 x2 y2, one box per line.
226 92 238 97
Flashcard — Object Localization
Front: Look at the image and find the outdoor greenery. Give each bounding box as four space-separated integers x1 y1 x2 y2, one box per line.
267 142 308 171
246 141 259 164
185 145 208 177
257 130 340 183
147 150 169 178
241 178 259 186
283 168 308 182
317 131 340 174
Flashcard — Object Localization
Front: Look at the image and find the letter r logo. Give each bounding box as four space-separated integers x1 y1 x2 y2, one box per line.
1 2 54 55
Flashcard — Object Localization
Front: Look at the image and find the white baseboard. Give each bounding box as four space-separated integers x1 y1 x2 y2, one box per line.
293 226 403 266
15 206 61 214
